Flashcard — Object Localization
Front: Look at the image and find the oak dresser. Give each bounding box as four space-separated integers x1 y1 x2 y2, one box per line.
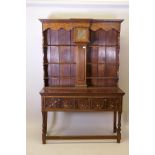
39 19 125 144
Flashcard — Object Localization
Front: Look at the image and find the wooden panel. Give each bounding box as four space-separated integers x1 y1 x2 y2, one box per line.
70 64 76 77
90 30 98 45
86 64 91 77
91 64 98 77
105 64 118 77
43 47 49 64
48 64 59 77
90 29 106 45
86 64 98 77
43 29 50 45
70 46 76 62
98 30 106 45
60 64 70 77
77 47 85 80
70 78 76 86
98 79 118 87
71 29 76 45
87 79 98 86
98 64 106 77
98 47 106 63
106 30 118 45
50 29 58 45
76 46 87 87
46 47 51 63
86 78 118 87
60 79 70 86
48 46 59 63
46 29 58 45
58 29 70 45
87 46 98 63
48 79 59 86
59 46 70 63
106 47 117 63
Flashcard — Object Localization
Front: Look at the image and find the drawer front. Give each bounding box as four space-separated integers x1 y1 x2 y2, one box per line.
43 97 121 111
44 98 75 109
91 98 120 111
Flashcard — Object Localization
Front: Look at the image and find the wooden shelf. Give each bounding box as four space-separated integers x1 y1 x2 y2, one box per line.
43 44 119 47
43 44 74 47
44 62 76 65
42 20 120 88
89 44 119 47
44 77 75 79
86 77 118 79
87 62 118 65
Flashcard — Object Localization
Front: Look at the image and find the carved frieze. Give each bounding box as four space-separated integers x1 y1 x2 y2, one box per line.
42 22 90 31
42 22 120 32
91 22 120 31
44 98 121 111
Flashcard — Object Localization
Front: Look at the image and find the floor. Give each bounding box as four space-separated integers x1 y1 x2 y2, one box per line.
27 114 129 155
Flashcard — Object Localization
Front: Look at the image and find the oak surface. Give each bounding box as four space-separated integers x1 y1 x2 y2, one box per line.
39 19 125 144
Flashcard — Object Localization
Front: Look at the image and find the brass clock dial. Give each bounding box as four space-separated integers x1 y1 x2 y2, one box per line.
74 28 89 43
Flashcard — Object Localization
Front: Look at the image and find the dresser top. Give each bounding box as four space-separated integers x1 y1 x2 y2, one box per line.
40 87 125 96
39 19 124 23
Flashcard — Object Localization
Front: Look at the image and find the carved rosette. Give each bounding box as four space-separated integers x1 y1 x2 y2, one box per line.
76 99 90 110
44 98 62 108
44 98 121 111
63 99 75 109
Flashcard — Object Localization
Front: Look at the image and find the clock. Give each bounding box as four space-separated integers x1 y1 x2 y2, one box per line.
74 27 89 43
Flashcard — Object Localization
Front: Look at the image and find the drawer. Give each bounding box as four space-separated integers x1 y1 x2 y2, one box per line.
44 98 75 109
43 97 120 111
76 99 90 110
91 98 119 111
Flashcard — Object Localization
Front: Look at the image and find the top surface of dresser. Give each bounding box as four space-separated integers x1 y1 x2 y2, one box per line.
40 87 125 96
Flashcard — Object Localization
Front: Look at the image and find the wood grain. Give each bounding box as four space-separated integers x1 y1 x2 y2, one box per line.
40 19 125 143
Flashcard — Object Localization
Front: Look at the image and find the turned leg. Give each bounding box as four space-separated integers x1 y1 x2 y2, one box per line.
117 111 122 143
42 112 47 144
113 111 117 133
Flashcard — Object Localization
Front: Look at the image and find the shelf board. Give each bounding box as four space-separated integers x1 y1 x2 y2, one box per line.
44 76 75 79
45 77 118 79
43 44 119 47
44 62 76 65
43 44 75 47
87 62 119 65
86 77 118 79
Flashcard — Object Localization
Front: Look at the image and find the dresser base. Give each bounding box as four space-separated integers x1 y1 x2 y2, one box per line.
40 87 124 144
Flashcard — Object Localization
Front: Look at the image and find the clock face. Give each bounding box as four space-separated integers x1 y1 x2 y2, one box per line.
77 29 87 40
74 28 89 43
